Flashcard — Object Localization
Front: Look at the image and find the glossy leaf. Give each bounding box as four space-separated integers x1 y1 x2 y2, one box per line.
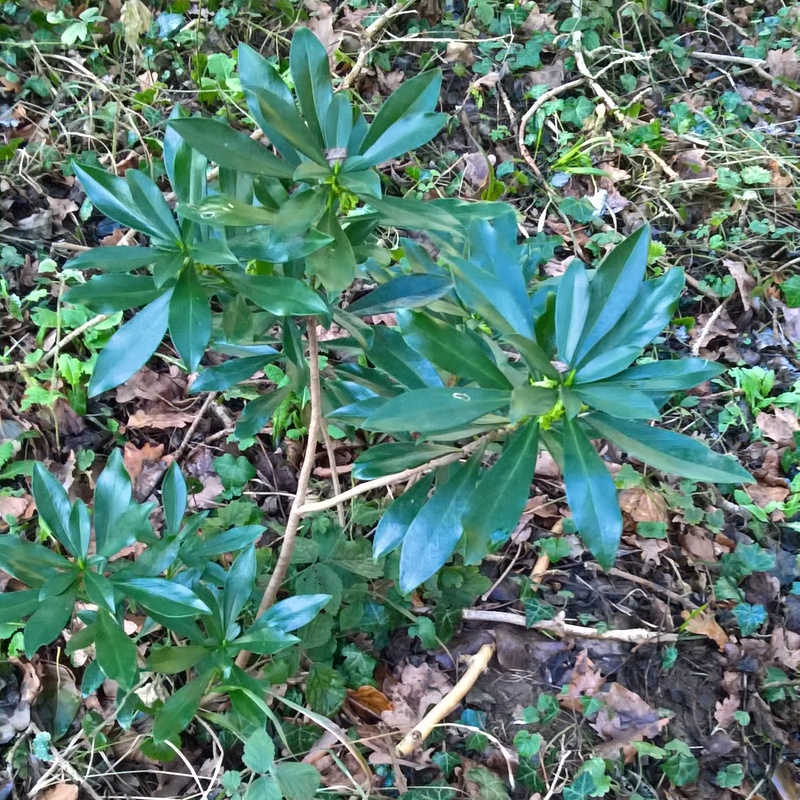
573 345 642 384
399 456 481 592
167 117 295 179
504 333 560 380
24 586 77 657
63 275 162 313
562 415 622 571
398 310 511 389
67 500 91 561
584 413 754 484
115 578 211 618
0 536 71 587
573 225 650 364
244 86 328 166
0 589 40 623
360 70 442 152
257 593 331 632
190 355 279 394
73 163 177 245
372 472 434 558
364 194 461 236
126 168 182 244
163 105 208 206
555 260 590 365
353 443 457 480
89 290 172 397
305 208 357 293
572 385 660 419
186 525 266 559
509 385 558 423
225 273 328 316
348 275 452 316
83 571 115 612
153 673 209 742
367 325 443 390
32 464 73 554
290 28 333 147
147 644 211 674
461 420 539 564
95 611 138 690
324 92 354 152
234 625 299 656
347 112 447 170
65 246 162 274
223 545 256 628
179 195 275 227
235 386 294 439
162 461 187 536
169 266 211 372
362 387 510 434
599 358 724 392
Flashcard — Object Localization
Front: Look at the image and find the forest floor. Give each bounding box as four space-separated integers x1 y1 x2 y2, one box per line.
1 1 800 798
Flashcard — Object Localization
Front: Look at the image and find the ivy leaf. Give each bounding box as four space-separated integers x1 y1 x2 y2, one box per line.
305 663 346 716
732 602 767 637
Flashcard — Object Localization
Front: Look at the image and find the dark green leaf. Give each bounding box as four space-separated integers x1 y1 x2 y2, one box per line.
461 421 539 564
360 70 442 152
275 763 321 800
214 453 256 493
562 415 622 570
398 310 511 389
190 355 278 394
510 385 558 423
88 290 172 397
65 246 163 274
555 260 590 365
362 387 510 434
337 169 379 198
223 545 256 628
364 194 461 236
115 578 211 618
126 168 182 244
95 611 138 690
24 587 77 657
169 266 211 372
64 275 161 313
305 663 346 715
353 443 457 481
573 225 650 365
732 602 767 637
305 207 357 293
399 456 481 592
323 92 353 152
347 275 453 316
367 324 443 389
167 118 295 179
258 594 330 633
163 105 208 206
178 195 275 227
573 345 642 384
162 462 187 536
83 571 115 612
504 334 559 379
290 28 333 147
235 386 294 439
153 673 209 742
225 273 329 316
347 112 447 170
598 358 724 392
373 473 434 558
32 464 73 554
661 742 699 786
234 624 299 656
185 525 266 559
571 385 660 419
0 589 41 623
585 413 754 484
67 499 90 560
0 536 70 587
73 163 177 245
147 644 211 674
244 86 327 166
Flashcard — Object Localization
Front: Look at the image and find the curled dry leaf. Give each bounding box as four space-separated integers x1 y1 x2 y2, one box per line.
756 408 800 447
681 609 729 650
40 784 78 800
559 650 605 711
714 694 741 729
770 628 800 671
381 663 453 729
618 487 669 524
347 685 393 718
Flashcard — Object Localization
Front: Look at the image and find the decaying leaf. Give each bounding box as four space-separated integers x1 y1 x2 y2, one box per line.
120 0 151 48
559 650 605 711
681 609 729 650
381 663 453 729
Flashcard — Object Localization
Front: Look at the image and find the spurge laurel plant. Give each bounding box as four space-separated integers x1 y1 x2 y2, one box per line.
0 30 752 752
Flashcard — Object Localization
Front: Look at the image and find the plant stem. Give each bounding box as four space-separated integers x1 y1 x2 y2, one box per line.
235 320 323 670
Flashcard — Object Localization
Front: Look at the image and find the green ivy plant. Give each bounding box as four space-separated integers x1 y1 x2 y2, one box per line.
7 27 754 742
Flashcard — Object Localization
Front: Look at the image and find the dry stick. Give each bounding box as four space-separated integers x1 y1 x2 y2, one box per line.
691 296 731 357
297 433 496 515
608 566 693 608
395 642 496 757
234 321 323 670
320 421 346 528
461 609 678 643
173 392 219 462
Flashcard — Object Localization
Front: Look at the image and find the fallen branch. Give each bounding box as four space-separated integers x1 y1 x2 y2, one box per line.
395 642 496 756
461 609 678 644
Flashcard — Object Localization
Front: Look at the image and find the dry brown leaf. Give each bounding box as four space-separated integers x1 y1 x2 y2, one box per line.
771 761 800 800
725 259 756 312
592 682 670 760
784 307 800 345
522 3 557 33
0 495 34 530
766 47 799 81
347 685 393 717
40 784 78 800
756 408 799 447
714 694 741 728
127 407 197 430
680 529 717 562
559 650 605 711
461 152 491 191
123 441 165 483
381 663 453 729
618 487 669 523
444 41 474 65
636 537 670 565
681 609 729 650
771 628 800 671
673 148 716 181
120 0 151 48
746 484 790 520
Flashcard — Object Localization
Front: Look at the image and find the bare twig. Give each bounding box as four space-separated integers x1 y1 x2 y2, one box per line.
235 321 323 669
461 609 678 643
395 643 496 756
320 418 345 528
297 433 496 515
173 392 219 462
691 296 731 357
